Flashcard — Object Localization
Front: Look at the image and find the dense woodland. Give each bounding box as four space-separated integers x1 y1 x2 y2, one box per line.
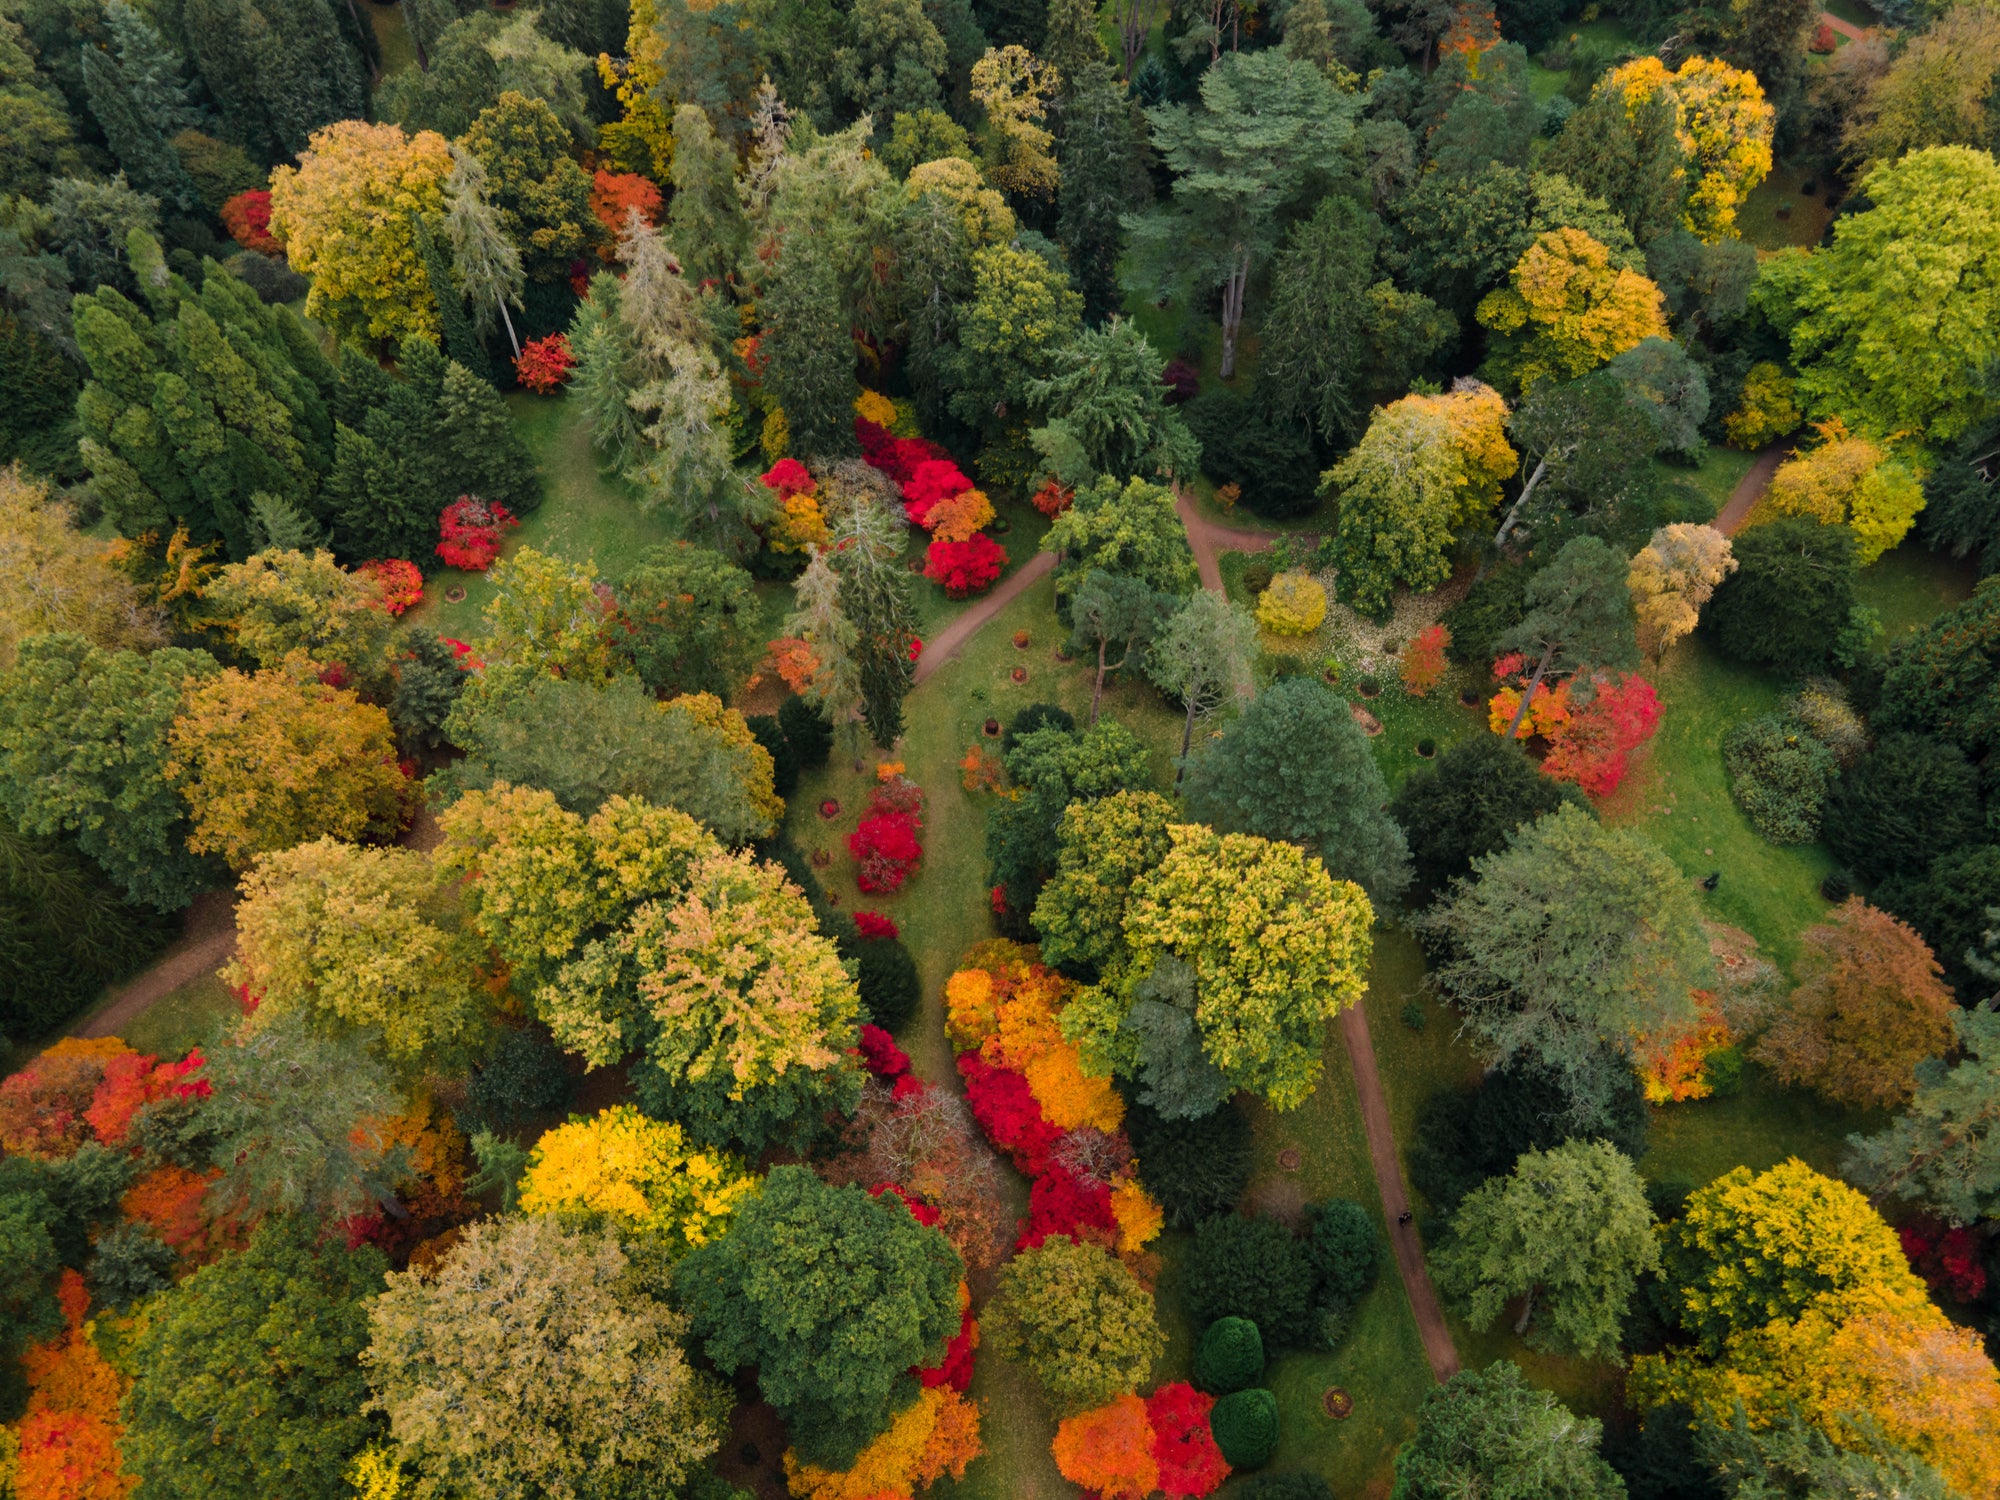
5 0 2000 1494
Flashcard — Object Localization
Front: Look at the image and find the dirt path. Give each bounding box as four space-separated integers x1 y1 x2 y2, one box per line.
74 890 238 1040
1172 496 1462 1384
912 551 1057 686
1819 9 1869 41
1713 445 1786 536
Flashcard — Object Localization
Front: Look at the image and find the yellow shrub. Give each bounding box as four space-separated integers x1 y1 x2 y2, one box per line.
1257 572 1328 636
518 1105 759 1254
854 389 898 428
761 407 790 461
1110 1178 1164 1253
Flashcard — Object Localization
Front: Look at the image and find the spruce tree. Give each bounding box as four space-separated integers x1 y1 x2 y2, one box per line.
415 211 495 382
665 103 749 289
761 246 857 458
81 32 199 208
437 359 538 513
1057 65 1149 324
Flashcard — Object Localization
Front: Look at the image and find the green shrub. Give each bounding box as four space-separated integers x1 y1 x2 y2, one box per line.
1441 564 1532 667
1874 843 2000 1001
1127 1100 1252 1229
1243 561 1276 597
1232 1475 1333 1500
778 695 834 769
1002 702 1076 757
853 935 920 1032
1305 1199 1380 1304
1182 1215 1319 1350
468 1025 573 1127
1823 733 1983 882
1704 517 1857 678
1192 1315 1264 1395
1210 1387 1280 1469
1721 713 1837 844
746 714 801 800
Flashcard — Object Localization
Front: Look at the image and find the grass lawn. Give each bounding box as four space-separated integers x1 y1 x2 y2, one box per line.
366 1 418 78
1738 162 1836 251
1671 446 1757 519
120 973 238 1060
1858 544 1977 642
1822 0 1876 28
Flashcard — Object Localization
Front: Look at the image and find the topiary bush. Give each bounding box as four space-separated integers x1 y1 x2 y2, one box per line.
1823 732 1984 882
1256 573 1328 636
852 931 920 1032
469 1024 573 1127
1127 1100 1253 1228
1210 1387 1280 1469
778 694 834 769
1722 713 1837 844
1305 1199 1380 1305
1192 1315 1264 1395
1182 1215 1319 1350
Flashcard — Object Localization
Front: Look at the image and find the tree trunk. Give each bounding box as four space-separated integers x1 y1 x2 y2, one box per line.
497 296 521 360
344 0 381 81
1502 641 1557 743
1514 1284 1537 1335
1218 249 1249 380
1493 451 1550 551
1092 639 1109 725
1176 694 1198 785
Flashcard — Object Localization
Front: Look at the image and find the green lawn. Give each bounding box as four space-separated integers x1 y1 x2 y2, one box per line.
1858 545 1978 642
1672 446 1757 519
367 0 418 79
1738 162 1836 252
120 973 238 1061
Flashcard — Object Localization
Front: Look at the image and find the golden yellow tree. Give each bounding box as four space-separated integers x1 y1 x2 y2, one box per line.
906 158 1016 246
1477 228 1670 390
1628 523 1736 659
1756 420 1925 564
595 0 674 178
1602 54 1774 240
518 1105 759 1254
0 464 164 668
971 45 1060 199
268 120 454 345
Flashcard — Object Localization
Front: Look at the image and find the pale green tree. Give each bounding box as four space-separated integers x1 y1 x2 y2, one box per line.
1027 316 1199 484
628 340 762 558
1146 590 1256 774
444 143 524 358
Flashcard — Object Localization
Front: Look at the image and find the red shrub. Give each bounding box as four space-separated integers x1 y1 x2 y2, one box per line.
853 910 900 941
957 1052 1061 1176
515 333 576 394
856 419 950 484
589 169 663 237
1148 1382 1230 1498
918 1305 980 1392
760 457 816 498
435 495 520 572
1017 1163 1116 1251
361 558 424 616
1809 19 1835 50
1540 671 1661 798
83 1051 194 1147
850 811 923 892
925 535 1008 597
902 459 973 527
1400 623 1450 697
1031 478 1073 518
220 189 282 255
858 1024 911 1079
872 1181 943 1228
1901 1222 1989 1304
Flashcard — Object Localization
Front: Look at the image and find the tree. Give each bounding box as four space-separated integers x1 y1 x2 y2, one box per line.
987 718 1153 916
1847 1001 2000 1225
1057 66 1151 323
180 0 367 164
1419 805 1711 1128
972 43 1060 199
1605 337 1710 459
1476 229 1671 393
1433 1139 1657 1361
1393 1363 1625 1500
1326 381 1518 617
782 549 864 737
1760 422 1924 565
1182 1212 1321 1349
1822 734 1983 884
80 28 197 210
0 466 163 668
831 502 920 749
613 542 759 699
665 104 748 289
1495 535 1641 741
1260 195 1380 445
1876 844 2000 1002
1069 825 1374 1111
762 243 858 459
1845 5 2000 169
464 544 615 686
677 1165 963 1469
1702 1410 1958 1500
165 664 407 871
204 548 399 687
629 339 756 555
1779 147 2000 446
1147 591 1256 774
0 634 217 909
1031 790 1176 976
444 143 525 358
947 241 1084 437
1629 523 1736 659
1043 474 1198 607
363 1216 728 1500
443 676 780 841
268 120 455 346
1877 578 2000 754
1184 677 1411 909
1131 49 1357 378
985 1234 1164 1413
1702 517 1857 678
836 0 949 120
1391 733 1577 907
1754 899 1956 1111
459 90 597 282
1588 55 1774 241
1067 570 1172 725
517 1106 758 1250
120 1216 387 1500
1027 317 1197 485
226 838 489 1072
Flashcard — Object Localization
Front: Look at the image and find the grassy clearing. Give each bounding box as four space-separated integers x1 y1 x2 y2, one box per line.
366 1 418 79
1858 545 1977 642
1673 446 1757 518
120 972 237 1061
1738 162 1836 251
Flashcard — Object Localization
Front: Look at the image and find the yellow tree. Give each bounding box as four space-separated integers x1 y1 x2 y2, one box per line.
203 548 399 689
1756 420 1925 564
1628 523 1736 659
906 157 1016 247
971 45 1060 199
595 0 673 177
268 120 454 345
1476 228 1670 391
0 464 164 668
1602 55 1774 240
518 1105 759 1255
166 660 408 868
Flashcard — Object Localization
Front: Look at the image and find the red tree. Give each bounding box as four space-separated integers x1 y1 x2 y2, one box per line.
589 170 663 237
925 535 1008 597
514 334 576 394
220 190 282 255
1400 623 1451 696
1148 1382 1230 1499
435 495 520 571
1539 671 1661 797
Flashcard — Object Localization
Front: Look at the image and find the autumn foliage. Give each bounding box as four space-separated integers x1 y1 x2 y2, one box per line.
218 189 282 255
588 169 663 239
783 1386 983 1500
1148 1382 1230 1498
514 334 577 394
13 1274 134 1500
361 558 424 616
1489 658 1661 796
1052 1392 1158 1499
849 777 927 892
1400 624 1450 696
435 495 521 572
924 535 1008 597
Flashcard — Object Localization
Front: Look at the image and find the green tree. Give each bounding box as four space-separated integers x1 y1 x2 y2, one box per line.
665 103 749 289
1129 47 1359 377
1260 195 1380 444
181 0 366 162
1147 590 1255 774
762 240 858 458
629 340 757 557
0 15 82 200
1066 568 1173 723
1779 147 2000 446
80 34 198 210
1117 953 1234 1119
1846 1001 2000 1228
1042 474 1199 606
1390 734 1578 906
947 240 1084 438
835 0 949 120
363 1216 729 1500
204 547 399 687
985 1234 1165 1413
987 718 1153 915
830 501 918 747
1702 517 1857 679
120 1215 387 1500
1702 1409 1957 1500
1027 316 1198 485
1056 64 1151 323
1068 824 1375 1111
1822 734 1982 885
1543 87 1687 246
0 633 217 909
1877 577 2000 755
1393 1362 1626 1500
676 1165 963 1469
1433 1138 1658 1361
1844 6 2000 170
1495 534 1641 740
1185 676 1412 908
613 542 760 699
444 143 525 358
1418 804 1712 1128
1031 788 1176 974
459 90 597 282
416 209 495 382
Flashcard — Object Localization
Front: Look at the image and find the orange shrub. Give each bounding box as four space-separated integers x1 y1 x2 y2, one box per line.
1052 1392 1158 1500
1401 624 1450 696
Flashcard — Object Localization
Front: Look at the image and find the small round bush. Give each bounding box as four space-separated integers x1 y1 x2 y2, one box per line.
1182 1215 1319 1350
1242 561 1275 597
1127 1100 1253 1229
1820 868 1853 902
1722 713 1836 844
778 694 834 768
1193 1315 1264 1395
1305 1199 1380 1304
470 1025 573 1127
1256 572 1327 636
853 933 920 1032
1002 702 1076 756
1704 517 1857 678
1823 732 1983 882
1210 1387 1279 1469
